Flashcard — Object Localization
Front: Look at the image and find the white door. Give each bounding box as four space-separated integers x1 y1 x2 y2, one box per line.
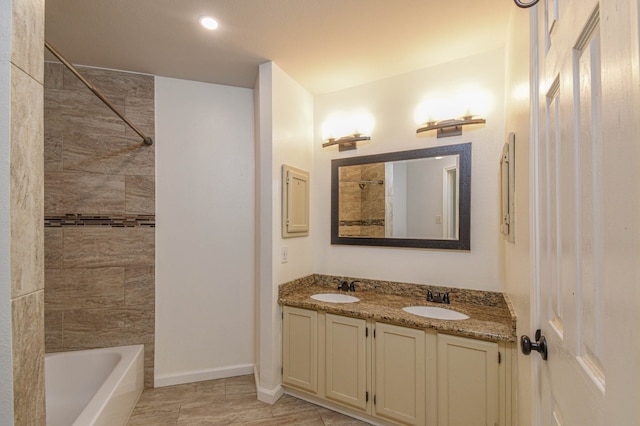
531 0 640 425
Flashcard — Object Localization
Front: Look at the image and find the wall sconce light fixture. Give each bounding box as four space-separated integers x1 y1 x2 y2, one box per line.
414 88 491 138
322 133 371 151
322 112 374 151
416 115 486 138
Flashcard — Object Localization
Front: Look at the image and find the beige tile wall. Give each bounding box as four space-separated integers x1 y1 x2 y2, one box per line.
43 63 156 387
338 164 385 238
10 0 45 423
338 166 363 237
360 164 385 237
11 291 46 425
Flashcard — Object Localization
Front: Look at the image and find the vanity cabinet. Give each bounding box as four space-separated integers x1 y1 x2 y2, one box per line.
325 314 369 411
281 306 512 426
437 334 501 426
282 306 318 393
374 323 426 426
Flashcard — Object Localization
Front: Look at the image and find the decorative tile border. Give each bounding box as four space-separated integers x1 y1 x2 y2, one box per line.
339 219 385 227
45 214 155 228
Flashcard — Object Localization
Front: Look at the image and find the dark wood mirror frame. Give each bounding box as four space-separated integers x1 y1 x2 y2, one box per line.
331 142 471 250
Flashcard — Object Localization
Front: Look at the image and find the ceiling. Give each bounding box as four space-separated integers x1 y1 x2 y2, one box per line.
45 0 514 95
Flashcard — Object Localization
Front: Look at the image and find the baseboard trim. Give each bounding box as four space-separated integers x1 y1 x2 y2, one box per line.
254 366 284 404
284 387 396 426
154 363 254 388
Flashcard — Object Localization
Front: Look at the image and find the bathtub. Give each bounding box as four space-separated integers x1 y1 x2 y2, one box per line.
45 345 144 426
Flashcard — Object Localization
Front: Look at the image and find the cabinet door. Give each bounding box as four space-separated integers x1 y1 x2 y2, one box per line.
437 334 499 426
282 306 317 393
325 314 369 411
374 323 426 426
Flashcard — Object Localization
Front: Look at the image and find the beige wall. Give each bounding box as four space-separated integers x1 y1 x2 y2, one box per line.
154 76 255 386
43 63 156 387
313 49 507 292
3 0 46 423
255 62 315 402
502 7 532 425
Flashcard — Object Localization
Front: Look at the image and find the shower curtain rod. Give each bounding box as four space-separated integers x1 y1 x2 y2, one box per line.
44 40 153 146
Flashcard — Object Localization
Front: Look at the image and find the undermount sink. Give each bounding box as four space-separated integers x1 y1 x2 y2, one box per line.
310 293 360 303
402 306 469 320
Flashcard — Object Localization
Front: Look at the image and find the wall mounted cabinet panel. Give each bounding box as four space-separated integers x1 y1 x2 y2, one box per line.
282 165 310 237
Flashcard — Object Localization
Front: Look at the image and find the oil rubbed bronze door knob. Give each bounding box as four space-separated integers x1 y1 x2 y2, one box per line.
521 329 548 361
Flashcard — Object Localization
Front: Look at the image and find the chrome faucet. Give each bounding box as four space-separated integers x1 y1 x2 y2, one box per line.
427 290 450 304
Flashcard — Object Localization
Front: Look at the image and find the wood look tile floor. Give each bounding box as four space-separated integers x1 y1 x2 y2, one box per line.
127 375 372 425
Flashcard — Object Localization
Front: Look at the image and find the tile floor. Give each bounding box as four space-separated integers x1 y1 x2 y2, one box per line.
127 375 372 425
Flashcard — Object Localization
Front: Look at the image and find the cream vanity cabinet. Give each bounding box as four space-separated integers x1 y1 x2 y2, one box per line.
282 306 512 426
324 314 369 410
282 306 318 393
373 322 427 425
436 334 505 426
325 316 427 424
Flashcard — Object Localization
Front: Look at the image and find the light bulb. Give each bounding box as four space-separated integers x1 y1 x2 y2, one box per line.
199 16 219 30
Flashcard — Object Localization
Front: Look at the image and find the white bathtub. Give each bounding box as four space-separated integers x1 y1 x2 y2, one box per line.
45 345 144 426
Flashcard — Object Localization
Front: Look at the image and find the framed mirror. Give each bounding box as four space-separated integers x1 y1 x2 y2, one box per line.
331 143 471 250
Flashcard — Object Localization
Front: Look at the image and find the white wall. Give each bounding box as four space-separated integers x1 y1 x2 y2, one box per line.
255 62 276 399
155 77 255 385
502 7 532 426
271 65 315 285
314 49 507 292
387 162 407 237
0 0 14 421
255 62 314 401
405 156 457 238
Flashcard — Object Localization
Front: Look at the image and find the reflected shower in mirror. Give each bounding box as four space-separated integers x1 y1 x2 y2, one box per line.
331 143 471 250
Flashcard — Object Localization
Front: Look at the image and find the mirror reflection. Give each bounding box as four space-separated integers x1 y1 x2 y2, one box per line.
331 143 471 250
338 155 459 240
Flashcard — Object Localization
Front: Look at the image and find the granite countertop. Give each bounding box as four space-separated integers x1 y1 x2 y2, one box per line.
278 275 517 343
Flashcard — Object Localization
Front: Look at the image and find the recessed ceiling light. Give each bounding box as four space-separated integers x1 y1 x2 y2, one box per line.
199 16 219 30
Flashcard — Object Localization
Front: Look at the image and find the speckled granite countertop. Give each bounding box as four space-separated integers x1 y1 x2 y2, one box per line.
278 274 517 343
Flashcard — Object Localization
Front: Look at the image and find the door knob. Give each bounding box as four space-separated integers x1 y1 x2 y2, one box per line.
520 329 548 360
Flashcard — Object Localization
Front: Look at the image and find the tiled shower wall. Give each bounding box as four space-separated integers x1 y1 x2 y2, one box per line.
360 164 385 237
43 63 156 386
9 0 46 422
338 166 363 237
338 164 385 237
